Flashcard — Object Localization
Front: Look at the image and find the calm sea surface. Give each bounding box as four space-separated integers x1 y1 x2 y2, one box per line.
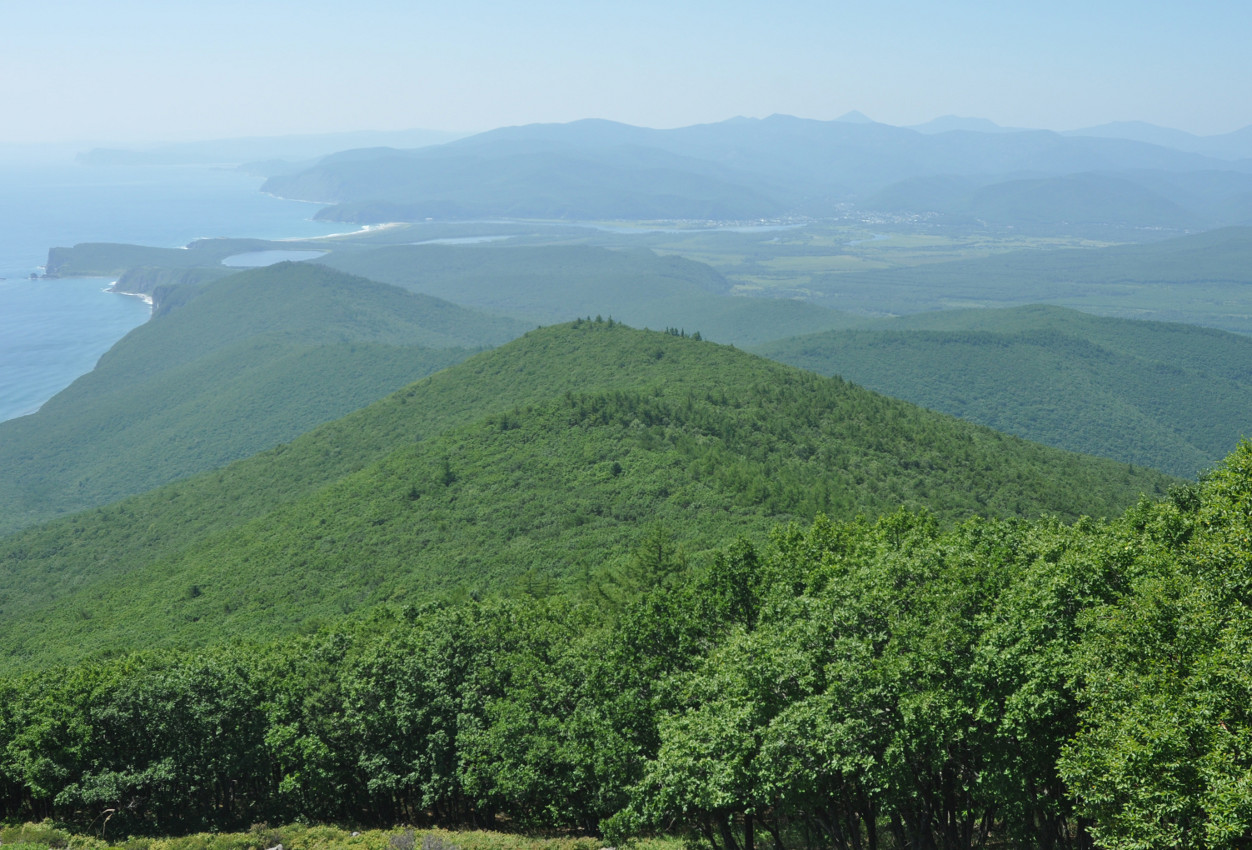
0 159 344 422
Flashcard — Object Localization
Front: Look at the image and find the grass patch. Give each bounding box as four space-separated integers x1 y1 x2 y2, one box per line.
0 825 680 850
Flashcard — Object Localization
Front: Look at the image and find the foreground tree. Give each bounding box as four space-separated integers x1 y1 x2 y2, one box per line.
1063 446 1252 849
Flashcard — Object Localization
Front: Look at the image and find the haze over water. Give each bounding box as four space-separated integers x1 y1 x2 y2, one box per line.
0 160 345 422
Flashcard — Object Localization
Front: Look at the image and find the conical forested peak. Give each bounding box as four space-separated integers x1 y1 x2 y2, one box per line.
0 318 1175 671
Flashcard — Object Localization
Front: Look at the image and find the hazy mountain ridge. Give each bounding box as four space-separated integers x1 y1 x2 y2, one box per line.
861 171 1247 230
266 143 790 220
1063 120 1252 160
260 115 1252 229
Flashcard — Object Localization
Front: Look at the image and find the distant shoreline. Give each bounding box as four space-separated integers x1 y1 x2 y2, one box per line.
302 221 406 241
105 281 154 309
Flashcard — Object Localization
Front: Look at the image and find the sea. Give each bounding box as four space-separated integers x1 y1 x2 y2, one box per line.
0 157 346 423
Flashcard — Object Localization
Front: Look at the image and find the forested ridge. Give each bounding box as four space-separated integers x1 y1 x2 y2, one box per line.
314 244 855 346
0 321 1171 672
4 440 1252 848
756 304 1252 477
0 263 528 535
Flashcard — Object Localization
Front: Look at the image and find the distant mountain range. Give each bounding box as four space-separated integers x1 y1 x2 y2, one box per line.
73 115 1252 232
1062 120 1252 161
249 114 1252 231
76 116 1252 170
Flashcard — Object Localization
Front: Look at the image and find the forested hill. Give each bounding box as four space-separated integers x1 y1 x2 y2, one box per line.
0 263 529 535
756 304 1252 478
0 320 1173 671
314 243 857 345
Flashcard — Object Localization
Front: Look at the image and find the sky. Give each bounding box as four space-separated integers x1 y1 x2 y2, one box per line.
3 0 1250 146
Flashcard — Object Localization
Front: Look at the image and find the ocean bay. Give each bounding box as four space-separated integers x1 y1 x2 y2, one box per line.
0 277 150 421
0 159 345 422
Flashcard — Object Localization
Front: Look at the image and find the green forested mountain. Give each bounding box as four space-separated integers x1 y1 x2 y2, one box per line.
0 321 1173 671
316 243 731 313
315 244 857 345
0 263 529 534
756 305 1252 477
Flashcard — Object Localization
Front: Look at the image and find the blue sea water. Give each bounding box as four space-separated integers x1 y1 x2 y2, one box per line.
0 158 345 422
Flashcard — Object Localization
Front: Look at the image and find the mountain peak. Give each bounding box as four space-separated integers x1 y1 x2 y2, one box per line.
836 110 876 124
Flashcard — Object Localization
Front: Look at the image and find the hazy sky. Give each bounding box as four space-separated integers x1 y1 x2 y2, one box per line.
3 0 1249 145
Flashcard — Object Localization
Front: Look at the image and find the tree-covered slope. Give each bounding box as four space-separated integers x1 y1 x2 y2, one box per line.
4 439 1251 846
317 243 729 314
757 305 1252 477
0 321 1174 670
0 263 530 534
315 244 855 345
